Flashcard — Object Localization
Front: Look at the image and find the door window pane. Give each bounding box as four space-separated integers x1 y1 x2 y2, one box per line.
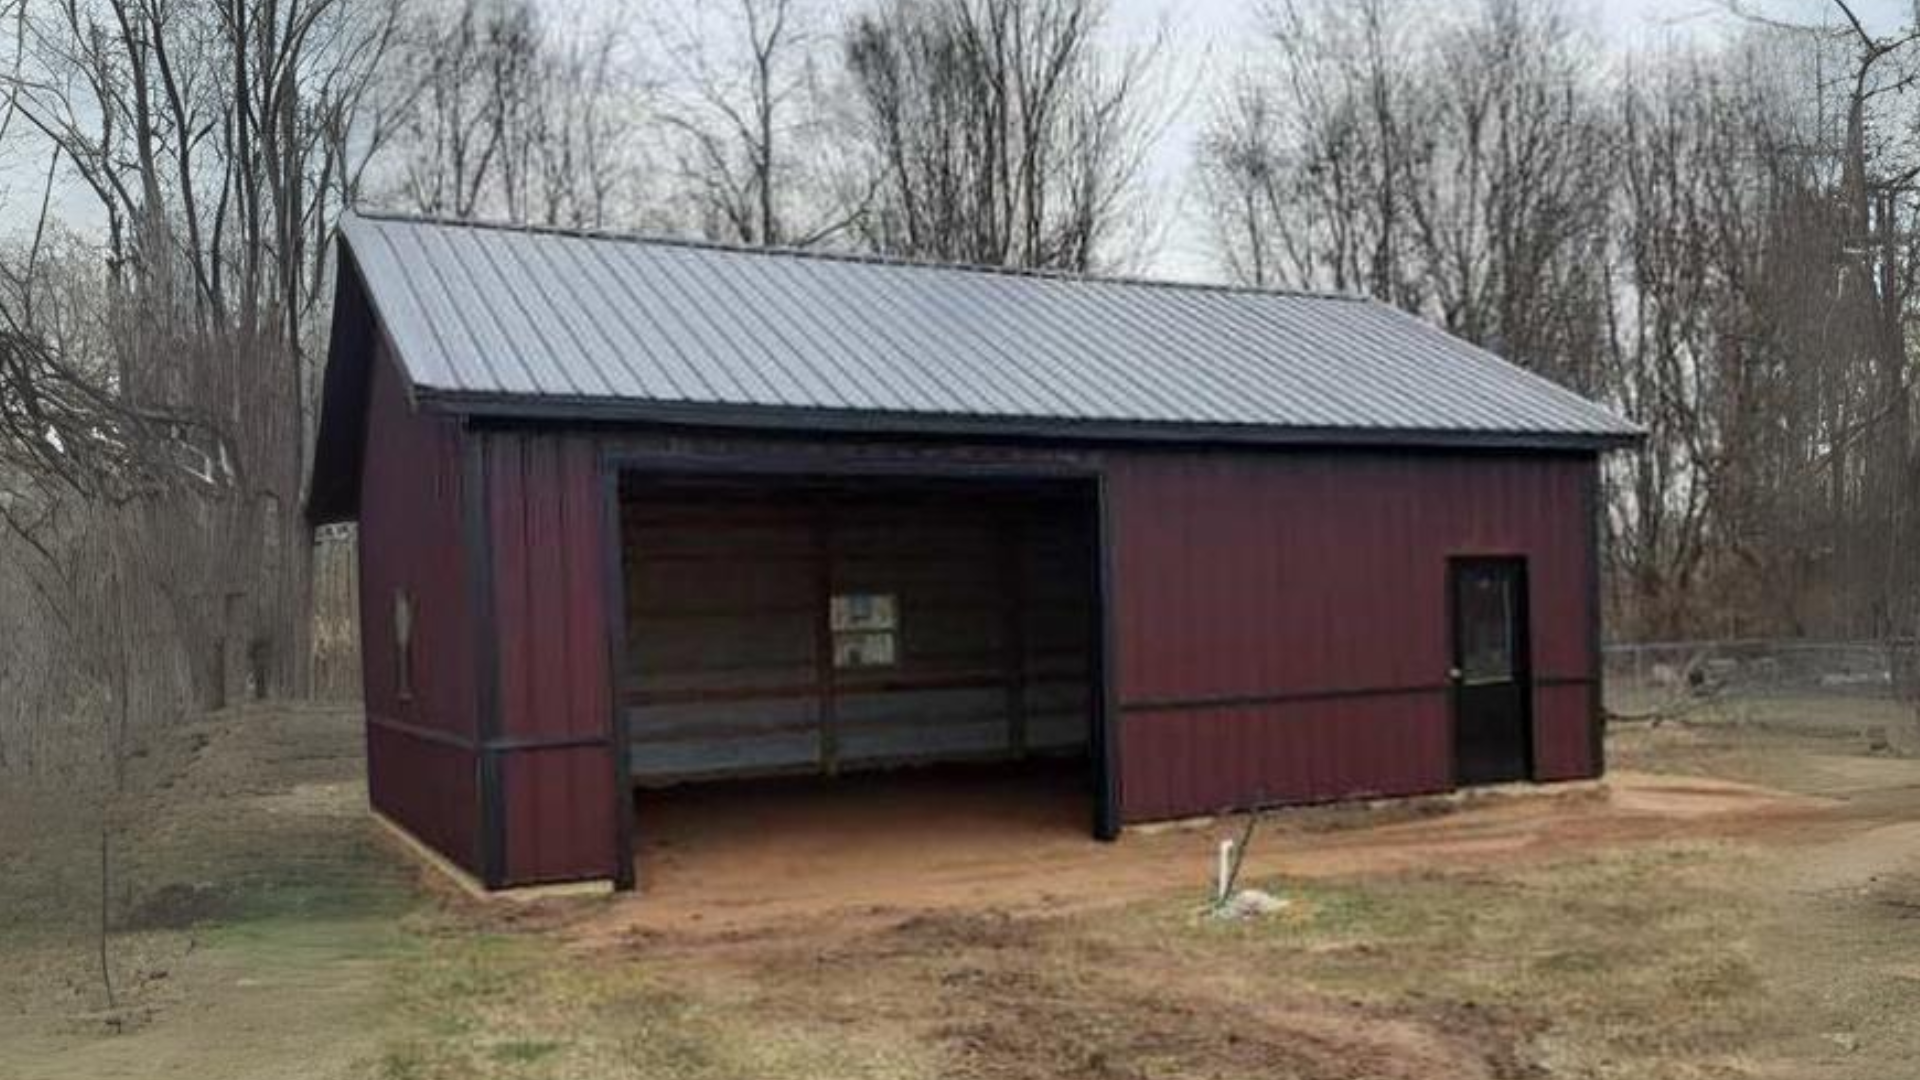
1459 570 1515 682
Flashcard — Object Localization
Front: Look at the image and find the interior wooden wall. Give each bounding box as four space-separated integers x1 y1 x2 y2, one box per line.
619 484 1095 783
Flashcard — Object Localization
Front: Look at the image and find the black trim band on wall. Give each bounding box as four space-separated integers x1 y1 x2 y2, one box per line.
599 454 638 891
368 713 478 751
605 448 1102 484
462 431 508 890
485 733 614 753
1121 676 1600 718
1121 683 1451 715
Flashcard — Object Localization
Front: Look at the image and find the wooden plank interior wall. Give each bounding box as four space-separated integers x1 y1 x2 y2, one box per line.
620 486 1094 783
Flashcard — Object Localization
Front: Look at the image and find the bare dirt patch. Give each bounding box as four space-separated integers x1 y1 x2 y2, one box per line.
730 907 1545 1080
573 764 1830 947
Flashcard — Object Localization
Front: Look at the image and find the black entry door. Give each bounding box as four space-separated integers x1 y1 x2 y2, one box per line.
1450 559 1532 786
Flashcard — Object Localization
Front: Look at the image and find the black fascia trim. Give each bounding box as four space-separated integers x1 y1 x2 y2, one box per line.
418 390 1645 455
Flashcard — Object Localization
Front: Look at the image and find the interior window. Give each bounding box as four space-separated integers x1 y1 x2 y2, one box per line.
831 593 898 669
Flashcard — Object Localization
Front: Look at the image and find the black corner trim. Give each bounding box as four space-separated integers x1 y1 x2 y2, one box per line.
1092 474 1122 841
599 451 638 891
463 431 508 889
1582 458 1607 778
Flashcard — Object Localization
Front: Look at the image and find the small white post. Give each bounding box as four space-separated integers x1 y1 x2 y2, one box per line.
1216 839 1235 905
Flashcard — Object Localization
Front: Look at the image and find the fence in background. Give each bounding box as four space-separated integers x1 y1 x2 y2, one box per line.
310 524 360 701
1603 637 1917 722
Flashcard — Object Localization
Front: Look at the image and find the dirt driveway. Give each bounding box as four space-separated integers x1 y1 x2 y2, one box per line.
589 763 1836 944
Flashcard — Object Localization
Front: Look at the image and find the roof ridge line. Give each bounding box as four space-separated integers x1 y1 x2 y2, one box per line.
343 207 1368 304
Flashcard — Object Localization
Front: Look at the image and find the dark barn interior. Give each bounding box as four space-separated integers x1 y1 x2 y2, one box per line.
615 473 1104 852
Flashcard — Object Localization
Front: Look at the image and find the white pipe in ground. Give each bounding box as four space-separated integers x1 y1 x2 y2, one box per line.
1216 839 1235 904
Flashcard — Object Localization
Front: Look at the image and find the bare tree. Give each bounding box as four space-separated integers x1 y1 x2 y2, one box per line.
841 0 1160 271
651 0 854 246
1199 0 1425 301
1205 0 1920 647
4 0 404 700
0 210 223 1011
1204 0 1610 386
391 0 646 228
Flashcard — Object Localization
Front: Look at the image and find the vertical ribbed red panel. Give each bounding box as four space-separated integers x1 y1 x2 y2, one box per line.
485 433 618 886
1106 450 1600 822
358 342 480 873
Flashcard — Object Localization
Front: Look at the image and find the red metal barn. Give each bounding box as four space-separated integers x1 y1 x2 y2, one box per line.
308 213 1639 892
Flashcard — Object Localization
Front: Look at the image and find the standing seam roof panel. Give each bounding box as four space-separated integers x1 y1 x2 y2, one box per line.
470 231 594 395
1289 301 1564 430
794 256 1026 416
682 246 887 409
657 244 845 408
353 228 460 390
604 244 775 403
1012 274 1251 424
418 227 546 395
1062 274 1342 426
936 265 1190 420
399 227 516 394
759 254 980 414
1209 295 1436 429
827 255 1051 417
1364 302 1626 429
708 254 899 411
336 212 1642 444
575 238 720 401
1068 276 1350 426
1258 301 1520 430
508 232 639 399
900 264 1130 420
633 245 811 407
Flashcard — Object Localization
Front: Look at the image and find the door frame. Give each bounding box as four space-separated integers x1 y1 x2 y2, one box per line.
598 449 1119 891
1446 555 1536 788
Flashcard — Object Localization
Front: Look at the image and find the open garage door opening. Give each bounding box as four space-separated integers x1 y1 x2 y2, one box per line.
612 467 1112 887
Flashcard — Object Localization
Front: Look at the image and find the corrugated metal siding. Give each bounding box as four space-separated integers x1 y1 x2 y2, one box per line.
1532 683 1597 781
338 212 1638 445
1120 698 1451 821
357 339 481 872
483 432 619 886
358 407 1603 886
1106 450 1599 821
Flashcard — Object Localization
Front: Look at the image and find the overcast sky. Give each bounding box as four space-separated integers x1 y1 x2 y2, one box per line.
1109 0 1916 278
4 0 1914 281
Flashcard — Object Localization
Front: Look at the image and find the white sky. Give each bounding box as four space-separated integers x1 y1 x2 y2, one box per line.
3 0 1913 281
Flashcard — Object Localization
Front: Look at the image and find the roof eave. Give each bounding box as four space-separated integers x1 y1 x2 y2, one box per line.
417 389 1644 455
